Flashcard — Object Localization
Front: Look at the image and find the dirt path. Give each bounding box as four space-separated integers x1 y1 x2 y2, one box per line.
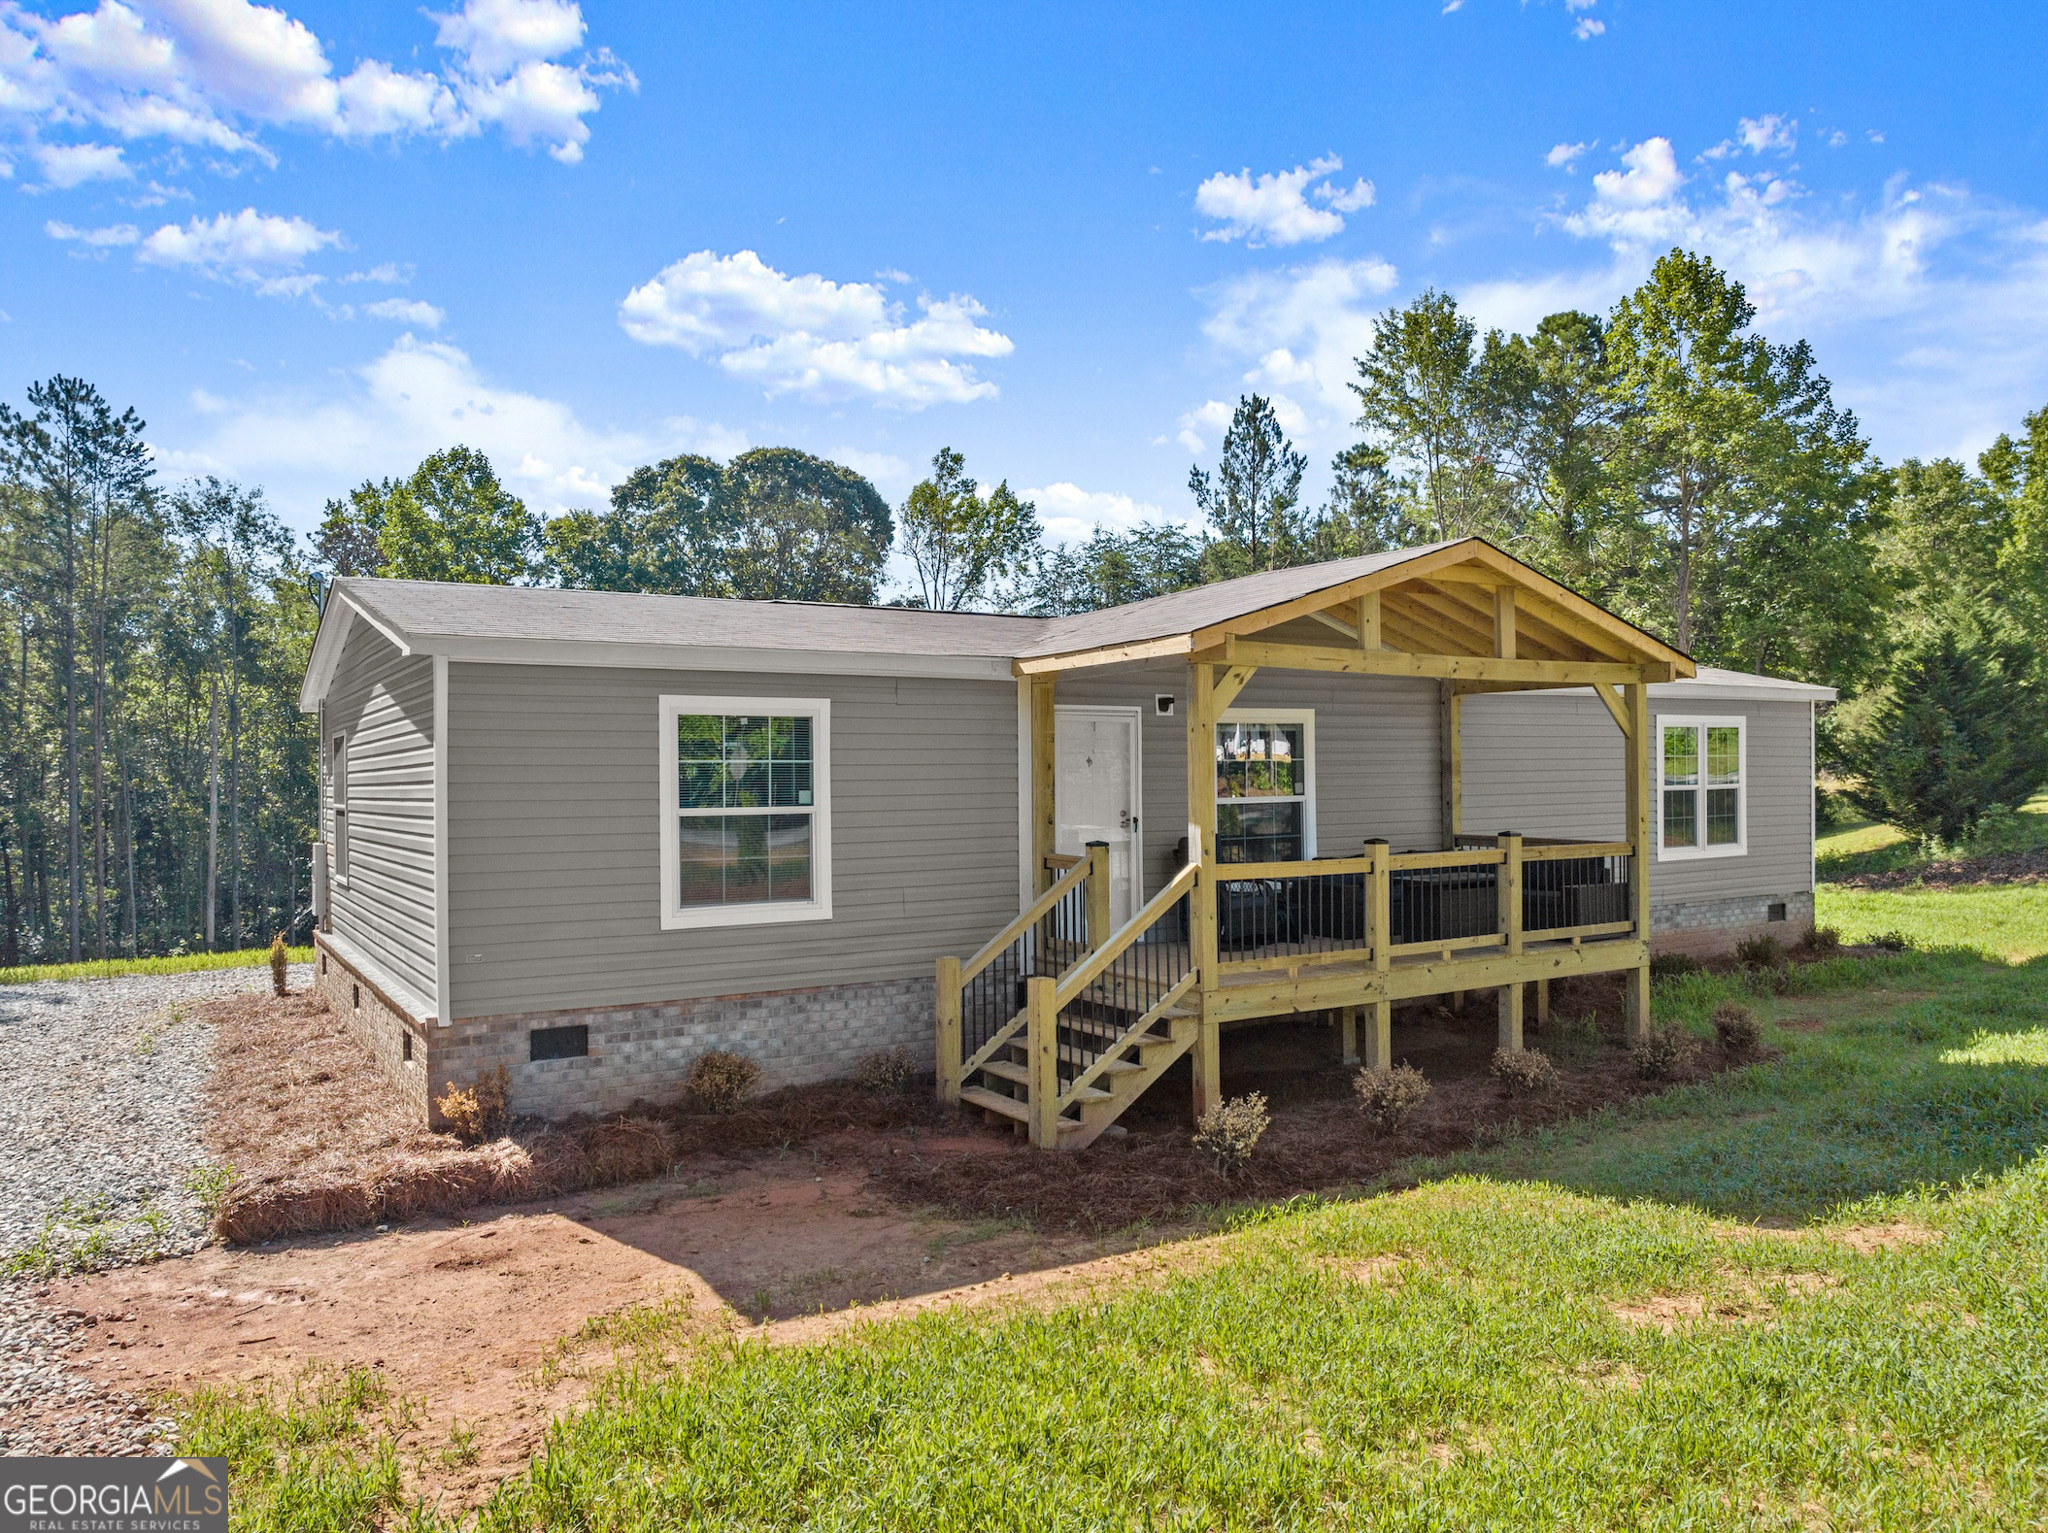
55 1158 1164 1503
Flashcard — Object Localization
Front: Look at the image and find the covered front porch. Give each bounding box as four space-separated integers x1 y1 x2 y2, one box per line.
935 539 1692 1148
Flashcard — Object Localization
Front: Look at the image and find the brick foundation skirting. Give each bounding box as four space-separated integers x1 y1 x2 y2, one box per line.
312 934 431 1119
437 975 936 1123
1649 891 1815 959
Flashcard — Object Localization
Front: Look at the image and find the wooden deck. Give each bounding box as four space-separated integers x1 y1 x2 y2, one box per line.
1074 930 1647 1025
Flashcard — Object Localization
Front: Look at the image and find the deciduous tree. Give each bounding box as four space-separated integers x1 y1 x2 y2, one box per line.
898 447 1040 610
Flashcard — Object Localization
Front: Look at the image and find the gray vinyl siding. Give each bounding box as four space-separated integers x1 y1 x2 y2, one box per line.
322 626 437 1004
1059 661 1444 898
1461 693 1816 903
444 664 1019 1018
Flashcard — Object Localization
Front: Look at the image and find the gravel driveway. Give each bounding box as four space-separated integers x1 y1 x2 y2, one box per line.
0 963 312 1453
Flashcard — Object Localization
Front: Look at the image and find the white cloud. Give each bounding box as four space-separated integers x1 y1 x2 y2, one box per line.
34 140 129 186
362 297 444 327
1194 155 1374 246
1187 256 1400 445
1546 140 1594 170
1174 399 1235 455
46 217 140 246
1573 17 1605 39
1738 113 1797 155
1563 136 1688 243
618 249 1013 408
1024 482 1179 543
136 206 339 286
160 334 740 516
0 0 626 172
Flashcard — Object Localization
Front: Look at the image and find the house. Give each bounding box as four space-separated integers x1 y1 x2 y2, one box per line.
299 537 1834 1145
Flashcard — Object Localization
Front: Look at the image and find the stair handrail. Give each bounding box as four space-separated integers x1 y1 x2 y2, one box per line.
960 854 1096 985
1053 860 1200 1011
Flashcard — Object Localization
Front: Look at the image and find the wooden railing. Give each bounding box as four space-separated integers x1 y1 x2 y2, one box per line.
937 844 1109 1104
1214 836 1635 976
1022 861 1202 1145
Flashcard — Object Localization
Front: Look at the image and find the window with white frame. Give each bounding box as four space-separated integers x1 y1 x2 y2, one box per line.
1658 716 1745 859
659 697 832 929
329 731 349 883
1214 711 1315 863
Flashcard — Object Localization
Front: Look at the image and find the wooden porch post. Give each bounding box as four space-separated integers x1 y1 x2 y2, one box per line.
1031 675 1057 895
935 954 962 1105
1624 680 1653 1042
1438 682 1462 849
1187 661 1221 1119
1497 831 1524 1052
1026 974 1059 1147
1083 840 1111 950
1366 838 1392 1071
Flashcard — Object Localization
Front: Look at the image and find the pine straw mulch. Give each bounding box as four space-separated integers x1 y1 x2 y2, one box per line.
200 969 1778 1247
1829 844 2048 893
202 990 677 1245
198 987 961 1246
868 973 1761 1232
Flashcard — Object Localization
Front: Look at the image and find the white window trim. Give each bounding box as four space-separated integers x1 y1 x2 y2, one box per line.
1656 713 1747 862
658 694 833 931
1216 707 1318 860
329 730 350 888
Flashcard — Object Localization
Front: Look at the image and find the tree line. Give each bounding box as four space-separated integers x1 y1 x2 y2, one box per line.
4 245 2042 962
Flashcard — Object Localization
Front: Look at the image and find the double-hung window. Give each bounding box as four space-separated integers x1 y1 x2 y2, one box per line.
329 731 349 884
1657 716 1745 859
1214 711 1315 863
659 696 832 929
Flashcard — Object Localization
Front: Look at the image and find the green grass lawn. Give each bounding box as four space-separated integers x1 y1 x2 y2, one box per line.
0 944 312 987
179 890 2048 1530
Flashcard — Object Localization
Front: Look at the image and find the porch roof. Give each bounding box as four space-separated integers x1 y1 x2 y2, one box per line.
1013 537 1697 683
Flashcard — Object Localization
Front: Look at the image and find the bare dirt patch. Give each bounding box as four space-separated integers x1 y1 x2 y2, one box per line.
1834 1221 1940 1255
1609 1272 1836 1333
55 1164 1156 1509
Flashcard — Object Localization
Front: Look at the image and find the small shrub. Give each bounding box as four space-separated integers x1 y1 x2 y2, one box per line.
268 933 289 997
1711 1002 1762 1057
1489 1047 1557 1096
1630 1025 1701 1081
1352 1063 1430 1136
436 1066 509 1145
685 1050 761 1114
1735 933 1786 969
1650 952 1702 981
1193 1092 1269 1176
1797 925 1842 957
1870 929 1912 953
854 1048 913 1091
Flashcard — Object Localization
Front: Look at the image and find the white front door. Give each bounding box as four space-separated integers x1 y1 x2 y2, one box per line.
1055 706 1142 928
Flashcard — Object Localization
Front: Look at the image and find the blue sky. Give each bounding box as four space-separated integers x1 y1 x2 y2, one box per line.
4 0 2047 560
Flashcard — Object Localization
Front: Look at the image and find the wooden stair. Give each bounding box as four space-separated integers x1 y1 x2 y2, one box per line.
946 860 1205 1150
959 993 1200 1149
